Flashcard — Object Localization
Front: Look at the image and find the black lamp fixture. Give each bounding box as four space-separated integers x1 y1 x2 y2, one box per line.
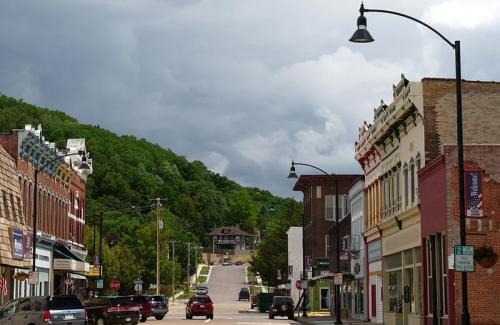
287 161 299 179
349 4 374 43
349 3 468 325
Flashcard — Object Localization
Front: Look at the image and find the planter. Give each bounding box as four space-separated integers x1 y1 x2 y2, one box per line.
14 274 28 282
477 255 498 268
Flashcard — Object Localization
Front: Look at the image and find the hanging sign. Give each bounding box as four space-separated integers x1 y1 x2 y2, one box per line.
465 171 483 217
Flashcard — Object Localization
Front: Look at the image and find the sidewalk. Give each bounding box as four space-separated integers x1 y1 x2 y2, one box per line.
296 316 374 325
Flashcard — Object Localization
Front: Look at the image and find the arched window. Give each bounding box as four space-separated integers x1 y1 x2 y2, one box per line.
410 158 415 204
403 163 409 207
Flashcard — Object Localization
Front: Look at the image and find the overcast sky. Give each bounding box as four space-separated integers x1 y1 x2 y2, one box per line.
1 0 499 198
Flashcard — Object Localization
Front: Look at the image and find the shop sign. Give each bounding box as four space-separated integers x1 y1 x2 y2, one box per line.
54 259 77 270
334 273 343 285
23 234 32 259
314 257 330 270
465 171 483 217
454 245 475 272
368 240 382 262
87 265 101 277
12 228 24 259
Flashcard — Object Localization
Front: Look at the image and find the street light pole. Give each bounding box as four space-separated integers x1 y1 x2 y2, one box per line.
288 161 341 322
349 4 468 324
31 151 90 295
156 198 161 295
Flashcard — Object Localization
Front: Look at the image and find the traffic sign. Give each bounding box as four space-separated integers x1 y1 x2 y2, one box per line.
301 280 308 289
454 245 475 272
334 273 343 285
96 279 103 289
28 271 39 285
110 279 121 291
134 283 143 292
133 279 144 285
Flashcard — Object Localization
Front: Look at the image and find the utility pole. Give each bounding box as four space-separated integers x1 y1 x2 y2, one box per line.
156 198 161 295
187 242 191 290
172 241 176 301
194 247 198 288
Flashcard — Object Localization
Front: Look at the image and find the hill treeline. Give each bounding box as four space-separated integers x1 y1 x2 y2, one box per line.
0 94 302 294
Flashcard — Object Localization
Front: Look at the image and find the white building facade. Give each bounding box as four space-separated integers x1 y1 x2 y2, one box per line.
287 227 303 306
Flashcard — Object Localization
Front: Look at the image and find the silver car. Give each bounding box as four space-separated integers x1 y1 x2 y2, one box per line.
0 295 86 325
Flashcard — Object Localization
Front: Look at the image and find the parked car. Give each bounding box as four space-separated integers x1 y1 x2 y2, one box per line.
269 296 294 320
146 295 168 320
185 295 214 319
234 261 243 266
196 285 208 295
250 295 257 309
84 296 140 325
128 295 153 322
238 288 250 301
256 293 275 312
0 295 87 325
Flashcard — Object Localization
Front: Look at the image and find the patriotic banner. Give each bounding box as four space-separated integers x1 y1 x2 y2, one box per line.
12 228 24 259
0 276 7 296
465 171 483 217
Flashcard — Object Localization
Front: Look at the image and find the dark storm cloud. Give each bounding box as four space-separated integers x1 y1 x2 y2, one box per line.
1 0 499 197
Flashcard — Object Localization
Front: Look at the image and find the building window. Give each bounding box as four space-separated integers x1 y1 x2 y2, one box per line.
438 234 448 316
320 288 330 310
426 238 433 315
403 164 408 206
325 195 334 221
388 270 402 313
410 159 415 203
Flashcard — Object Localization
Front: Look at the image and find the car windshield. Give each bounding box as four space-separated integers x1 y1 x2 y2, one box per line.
148 295 165 302
110 297 136 307
240 288 248 291
193 296 212 303
130 296 147 304
48 296 83 310
274 297 293 304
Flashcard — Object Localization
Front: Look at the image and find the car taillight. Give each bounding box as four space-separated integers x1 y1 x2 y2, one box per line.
43 310 51 322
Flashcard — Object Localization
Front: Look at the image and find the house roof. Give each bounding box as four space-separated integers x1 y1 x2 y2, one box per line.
208 226 253 236
292 174 363 192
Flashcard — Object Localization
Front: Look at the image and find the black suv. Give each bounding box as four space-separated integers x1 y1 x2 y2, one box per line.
238 288 250 301
269 296 294 320
84 296 140 325
146 295 169 320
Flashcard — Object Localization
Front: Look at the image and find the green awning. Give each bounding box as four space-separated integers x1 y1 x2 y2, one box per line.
53 245 85 262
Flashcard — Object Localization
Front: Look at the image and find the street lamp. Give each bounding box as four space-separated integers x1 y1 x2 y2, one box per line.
349 4 469 325
288 161 342 324
31 151 90 292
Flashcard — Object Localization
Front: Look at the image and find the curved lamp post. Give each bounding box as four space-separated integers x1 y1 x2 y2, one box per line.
288 161 342 324
350 4 468 325
31 151 90 292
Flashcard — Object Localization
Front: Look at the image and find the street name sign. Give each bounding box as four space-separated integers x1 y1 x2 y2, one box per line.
454 245 474 272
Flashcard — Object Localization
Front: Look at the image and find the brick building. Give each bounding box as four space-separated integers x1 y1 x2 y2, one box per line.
0 124 92 297
356 76 500 325
292 174 361 312
418 78 500 325
0 145 31 303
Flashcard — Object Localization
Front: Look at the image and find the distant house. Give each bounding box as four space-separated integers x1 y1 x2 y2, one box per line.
208 226 254 251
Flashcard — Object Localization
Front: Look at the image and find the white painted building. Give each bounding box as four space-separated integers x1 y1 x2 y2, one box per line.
349 178 367 320
287 227 303 306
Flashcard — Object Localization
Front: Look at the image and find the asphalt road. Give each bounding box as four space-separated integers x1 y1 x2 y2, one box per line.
144 265 298 325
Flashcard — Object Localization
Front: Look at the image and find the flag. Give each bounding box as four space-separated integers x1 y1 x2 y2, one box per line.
0 276 7 296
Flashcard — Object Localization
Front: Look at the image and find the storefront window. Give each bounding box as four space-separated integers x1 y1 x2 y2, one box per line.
386 253 402 269
405 249 413 265
320 288 330 310
388 271 402 313
354 279 364 314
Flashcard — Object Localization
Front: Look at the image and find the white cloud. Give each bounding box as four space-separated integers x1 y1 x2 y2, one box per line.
423 0 500 29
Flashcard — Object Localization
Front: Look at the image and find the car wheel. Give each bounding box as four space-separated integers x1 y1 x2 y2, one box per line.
288 315 295 320
155 315 165 320
96 318 106 325
210 314 213 319
140 316 147 322
186 313 192 319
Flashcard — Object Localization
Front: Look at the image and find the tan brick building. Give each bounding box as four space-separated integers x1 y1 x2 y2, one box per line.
0 145 30 303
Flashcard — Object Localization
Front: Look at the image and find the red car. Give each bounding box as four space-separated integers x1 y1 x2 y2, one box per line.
128 295 153 322
186 295 214 319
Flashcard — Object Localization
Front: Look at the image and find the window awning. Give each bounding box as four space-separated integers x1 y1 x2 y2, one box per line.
53 245 85 262
69 273 87 280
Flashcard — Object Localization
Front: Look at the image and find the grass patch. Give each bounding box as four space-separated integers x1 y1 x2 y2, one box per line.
247 269 258 285
200 266 209 275
197 275 208 283
249 285 262 295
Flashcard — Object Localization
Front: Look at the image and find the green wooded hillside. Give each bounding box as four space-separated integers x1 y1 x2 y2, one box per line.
0 94 302 294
